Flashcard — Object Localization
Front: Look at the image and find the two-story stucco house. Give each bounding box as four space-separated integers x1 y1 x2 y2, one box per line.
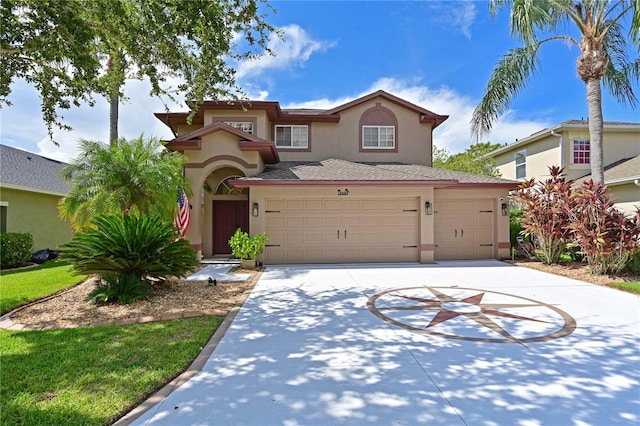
486 120 640 216
156 90 516 264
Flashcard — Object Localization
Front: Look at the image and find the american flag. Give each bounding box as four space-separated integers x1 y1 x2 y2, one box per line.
174 189 190 238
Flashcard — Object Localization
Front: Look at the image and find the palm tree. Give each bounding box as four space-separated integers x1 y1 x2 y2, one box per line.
59 135 189 230
471 0 640 183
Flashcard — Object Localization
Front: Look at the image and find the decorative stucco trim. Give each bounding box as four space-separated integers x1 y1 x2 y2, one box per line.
185 155 259 170
498 242 511 249
230 180 458 188
420 244 435 251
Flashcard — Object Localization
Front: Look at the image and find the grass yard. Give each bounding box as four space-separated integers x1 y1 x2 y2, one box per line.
608 281 640 294
0 261 85 314
1 316 222 425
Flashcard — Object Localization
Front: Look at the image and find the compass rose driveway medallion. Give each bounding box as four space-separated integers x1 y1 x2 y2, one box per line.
367 286 576 345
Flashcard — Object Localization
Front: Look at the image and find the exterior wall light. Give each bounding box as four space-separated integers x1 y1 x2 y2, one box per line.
252 202 259 217
425 201 433 215
501 202 508 216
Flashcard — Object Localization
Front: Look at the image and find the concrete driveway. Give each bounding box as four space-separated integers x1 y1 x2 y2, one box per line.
127 261 640 425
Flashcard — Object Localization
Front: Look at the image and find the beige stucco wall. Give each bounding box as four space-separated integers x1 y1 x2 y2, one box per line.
270 98 433 165
494 127 640 182
609 182 640 217
0 187 74 250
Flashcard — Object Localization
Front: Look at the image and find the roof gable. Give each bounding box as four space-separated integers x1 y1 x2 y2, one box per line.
325 90 448 128
165 121 279 164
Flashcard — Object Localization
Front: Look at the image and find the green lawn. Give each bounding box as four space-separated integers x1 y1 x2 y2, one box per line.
1 316 222 425
0 261 85 314
608 281 640 294
1 262 224 425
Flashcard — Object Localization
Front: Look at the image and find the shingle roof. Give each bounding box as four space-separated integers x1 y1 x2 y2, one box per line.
575 155 640 185
0 144 70 194
238 159 516 186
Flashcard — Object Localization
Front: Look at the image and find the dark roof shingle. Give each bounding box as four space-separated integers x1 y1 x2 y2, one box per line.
0 144 70 194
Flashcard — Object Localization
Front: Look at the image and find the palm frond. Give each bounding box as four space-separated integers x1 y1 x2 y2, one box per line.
471 43 542 138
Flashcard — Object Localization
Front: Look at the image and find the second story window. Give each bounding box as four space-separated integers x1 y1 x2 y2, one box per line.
572 138 590 165
362 126 395 149
225 121 254 134
275 125 308 148
515 150 526 179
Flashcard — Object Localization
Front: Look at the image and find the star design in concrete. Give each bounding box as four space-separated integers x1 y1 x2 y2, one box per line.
368 287 576 345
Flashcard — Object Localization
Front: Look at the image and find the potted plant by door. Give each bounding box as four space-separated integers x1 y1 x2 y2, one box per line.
228 228 268 269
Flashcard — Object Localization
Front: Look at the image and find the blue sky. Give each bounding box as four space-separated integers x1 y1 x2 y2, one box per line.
1 0 638 162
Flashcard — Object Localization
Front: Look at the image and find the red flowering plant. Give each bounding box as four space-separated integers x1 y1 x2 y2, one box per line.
565 180 640 275
513 166 574 264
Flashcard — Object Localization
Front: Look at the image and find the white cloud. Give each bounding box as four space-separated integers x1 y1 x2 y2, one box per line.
284 77 550 154
428 1 477 39
235 24 336 79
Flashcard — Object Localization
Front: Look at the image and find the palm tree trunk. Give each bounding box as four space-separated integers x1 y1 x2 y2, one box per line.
109 93 119 146
585 78 604 184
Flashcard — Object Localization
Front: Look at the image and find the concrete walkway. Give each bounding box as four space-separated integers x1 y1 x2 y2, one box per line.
123 261 640 425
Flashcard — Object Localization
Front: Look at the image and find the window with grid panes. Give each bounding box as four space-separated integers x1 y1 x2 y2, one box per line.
515 150 526 179
362 125 395 149
224 121 253 134
275 125 308 148
572 138 590 164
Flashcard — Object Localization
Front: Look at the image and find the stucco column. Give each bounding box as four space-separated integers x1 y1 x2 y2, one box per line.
184 169 203 259
420 187 435 263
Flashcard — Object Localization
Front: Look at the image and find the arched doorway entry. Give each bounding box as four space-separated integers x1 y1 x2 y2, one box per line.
202 169 249 257
212 175 248 255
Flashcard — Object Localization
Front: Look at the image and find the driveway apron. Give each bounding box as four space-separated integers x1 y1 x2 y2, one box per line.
129 261 640 425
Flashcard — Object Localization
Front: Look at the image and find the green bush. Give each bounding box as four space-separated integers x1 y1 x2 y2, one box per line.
228 228 268 261
90 272 149 305
60 214 198 303
509 209 524 248
0 232 33 268
626 250 640 274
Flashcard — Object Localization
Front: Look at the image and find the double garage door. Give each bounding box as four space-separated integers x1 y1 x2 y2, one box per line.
264 197 419 264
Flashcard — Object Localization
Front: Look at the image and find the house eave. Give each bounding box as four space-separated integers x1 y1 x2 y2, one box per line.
0 182 67 197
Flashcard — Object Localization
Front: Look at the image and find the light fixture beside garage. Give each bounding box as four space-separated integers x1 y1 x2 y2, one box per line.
252 202 259 217
501 202 508 216
424 201 433 215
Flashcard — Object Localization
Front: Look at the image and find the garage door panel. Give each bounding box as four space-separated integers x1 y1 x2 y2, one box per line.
264 197 419 264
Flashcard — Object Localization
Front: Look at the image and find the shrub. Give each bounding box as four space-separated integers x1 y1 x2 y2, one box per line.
89 272 149 305
0 232 33 269
228 228 268 261
509 209 525 249
513 166 573 264
60 214 198 303
626 250 640 274
565 182 640 275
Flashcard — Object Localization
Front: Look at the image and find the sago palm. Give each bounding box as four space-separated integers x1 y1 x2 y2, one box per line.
59 135 190 229
472 0 640 183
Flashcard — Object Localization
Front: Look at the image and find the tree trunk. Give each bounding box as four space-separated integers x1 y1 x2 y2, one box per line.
585 78 604 184
109 93 119 146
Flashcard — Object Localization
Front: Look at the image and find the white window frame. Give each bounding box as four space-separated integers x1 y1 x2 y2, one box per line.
275 125 308 148
224 121 254 135
515 150 526 179
571 138 590 165
362 125 395 149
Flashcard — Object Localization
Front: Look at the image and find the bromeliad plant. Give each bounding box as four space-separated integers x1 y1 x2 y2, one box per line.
513 166 574 264
60 214 197 304
565 180 640 275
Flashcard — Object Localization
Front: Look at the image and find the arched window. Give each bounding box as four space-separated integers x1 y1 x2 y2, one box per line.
215 176 248 195
359 103 398 152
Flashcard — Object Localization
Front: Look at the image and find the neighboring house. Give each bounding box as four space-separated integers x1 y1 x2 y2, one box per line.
0 144 74 250
486 120 640 216
156 90 516 264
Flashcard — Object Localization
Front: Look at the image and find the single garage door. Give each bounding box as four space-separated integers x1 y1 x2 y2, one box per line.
434 199 495 260
264 197 419 264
